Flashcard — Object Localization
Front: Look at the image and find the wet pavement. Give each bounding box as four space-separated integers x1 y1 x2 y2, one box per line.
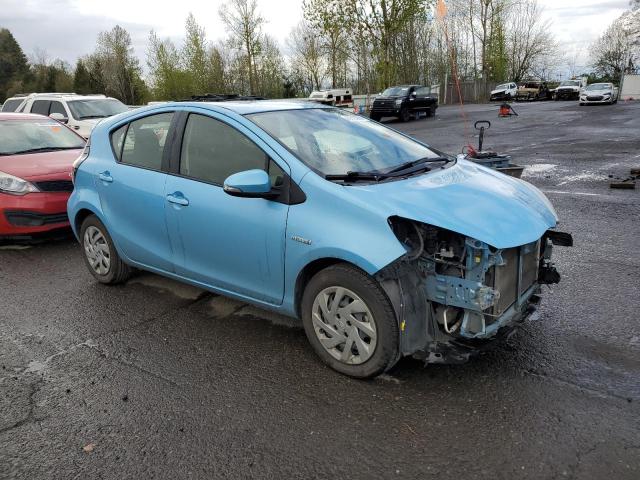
1 100 639 479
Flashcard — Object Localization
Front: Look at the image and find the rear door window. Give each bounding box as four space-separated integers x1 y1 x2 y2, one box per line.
31 100 51 116
120 112 173 171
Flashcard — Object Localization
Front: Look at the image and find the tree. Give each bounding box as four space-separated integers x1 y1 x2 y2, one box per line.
506 0 557 82
303 0 349 88
94 25 146 104
287 21 325 92
0 28 28 101
183 13 209 93
341 0 431 90
74 59 92 93
219 0 265 95
590 16 637 82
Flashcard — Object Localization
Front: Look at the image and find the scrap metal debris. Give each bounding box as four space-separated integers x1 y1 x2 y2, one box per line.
609 168 639 189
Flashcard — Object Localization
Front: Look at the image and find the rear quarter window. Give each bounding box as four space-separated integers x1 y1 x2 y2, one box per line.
110 124 127 161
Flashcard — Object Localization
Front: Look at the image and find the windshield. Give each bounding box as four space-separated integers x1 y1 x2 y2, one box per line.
247 108 444 177
495 83 510 90
67 99 128 120
0 119 85 155
381 87 410 97
585 83 611 91
1 99 25 112
559 81 580 87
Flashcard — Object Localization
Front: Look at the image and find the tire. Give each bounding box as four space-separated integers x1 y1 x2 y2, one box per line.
370 113 381 122
301 264 399 378
426 104 436 117
579 102 585 106
399 107 411 122
80 215 132 284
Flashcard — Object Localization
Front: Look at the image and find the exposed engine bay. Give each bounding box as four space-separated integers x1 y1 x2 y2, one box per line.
376 216 572 364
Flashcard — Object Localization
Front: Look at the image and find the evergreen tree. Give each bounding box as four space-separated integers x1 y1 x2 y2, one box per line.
0 28 28 101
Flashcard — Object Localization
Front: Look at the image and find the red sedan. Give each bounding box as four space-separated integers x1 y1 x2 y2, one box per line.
0 113 85 238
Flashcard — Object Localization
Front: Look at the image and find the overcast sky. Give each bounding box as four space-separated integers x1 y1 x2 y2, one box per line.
0 0 632 74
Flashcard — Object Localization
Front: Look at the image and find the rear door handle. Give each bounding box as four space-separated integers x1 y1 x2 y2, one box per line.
98 171 113 183
166 192 189 206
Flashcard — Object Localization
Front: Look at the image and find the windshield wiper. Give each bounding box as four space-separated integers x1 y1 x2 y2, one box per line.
7 147 81 155
78 115 106 120
325 171 385 182
384 156 451 175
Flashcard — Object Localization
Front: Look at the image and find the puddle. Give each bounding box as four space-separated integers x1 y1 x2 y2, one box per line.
128 274 204 300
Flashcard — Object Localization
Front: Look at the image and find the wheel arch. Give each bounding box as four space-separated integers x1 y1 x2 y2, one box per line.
294 257 370 319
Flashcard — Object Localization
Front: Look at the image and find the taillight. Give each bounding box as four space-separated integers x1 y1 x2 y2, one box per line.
72 137 91 184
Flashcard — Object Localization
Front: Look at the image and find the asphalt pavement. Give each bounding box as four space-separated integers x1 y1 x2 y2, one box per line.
1 100 639 479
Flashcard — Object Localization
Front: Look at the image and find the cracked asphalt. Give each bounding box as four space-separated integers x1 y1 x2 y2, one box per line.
1 100 639 479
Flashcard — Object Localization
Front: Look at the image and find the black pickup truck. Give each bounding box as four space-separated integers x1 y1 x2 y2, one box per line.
369 85 438 122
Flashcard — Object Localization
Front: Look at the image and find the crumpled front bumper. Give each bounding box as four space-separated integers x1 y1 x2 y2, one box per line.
376 229 572 364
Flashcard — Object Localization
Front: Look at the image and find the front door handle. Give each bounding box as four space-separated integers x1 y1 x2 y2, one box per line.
166 192 189 206
98 171 113 183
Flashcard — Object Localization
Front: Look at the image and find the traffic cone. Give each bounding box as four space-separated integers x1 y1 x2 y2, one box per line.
499 103 518 117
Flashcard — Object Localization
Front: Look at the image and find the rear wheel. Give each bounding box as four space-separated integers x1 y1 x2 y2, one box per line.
301 264 399 378
80 215 132 284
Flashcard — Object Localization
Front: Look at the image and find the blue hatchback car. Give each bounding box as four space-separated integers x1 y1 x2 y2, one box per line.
68 100 571 378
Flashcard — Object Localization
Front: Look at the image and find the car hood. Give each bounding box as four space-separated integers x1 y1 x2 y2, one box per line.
0 149 82 180
558 86 579 90
490 89 506 94
348 159 558 249
584 89 611 94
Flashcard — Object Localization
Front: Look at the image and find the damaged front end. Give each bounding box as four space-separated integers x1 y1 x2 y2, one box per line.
376 217 572 365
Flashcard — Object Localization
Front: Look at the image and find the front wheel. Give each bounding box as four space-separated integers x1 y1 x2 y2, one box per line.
301 264 399 378
80 215 132 284
399 107 411 122
369 113 381 122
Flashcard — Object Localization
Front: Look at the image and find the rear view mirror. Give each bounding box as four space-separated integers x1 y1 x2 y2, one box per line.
223 169 273 198
50 112 68 124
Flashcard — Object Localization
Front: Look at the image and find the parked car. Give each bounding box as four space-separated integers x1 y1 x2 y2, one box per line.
1 95 28 113
579 83 619 105
68 100 571 378
515 81 551 101
369 85 438 122
489 82 517 101
14 93 129 138
308 89 353 108
553 78 585 100
0 112 85 238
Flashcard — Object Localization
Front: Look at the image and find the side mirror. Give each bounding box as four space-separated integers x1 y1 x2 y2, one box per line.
50 112 68 124
410 91 417 97
223 169 273 198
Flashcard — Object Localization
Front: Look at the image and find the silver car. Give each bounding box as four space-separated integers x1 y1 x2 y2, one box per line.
579 83 619 105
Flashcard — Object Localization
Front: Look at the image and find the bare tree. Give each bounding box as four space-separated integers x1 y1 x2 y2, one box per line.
506 0 556 82
219 0 265 95
287 21 326 91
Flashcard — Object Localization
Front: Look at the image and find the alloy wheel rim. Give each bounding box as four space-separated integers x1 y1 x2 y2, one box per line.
83 226 111 275
311 286 377 365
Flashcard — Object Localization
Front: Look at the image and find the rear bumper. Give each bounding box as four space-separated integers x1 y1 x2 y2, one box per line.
0 191 70 236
